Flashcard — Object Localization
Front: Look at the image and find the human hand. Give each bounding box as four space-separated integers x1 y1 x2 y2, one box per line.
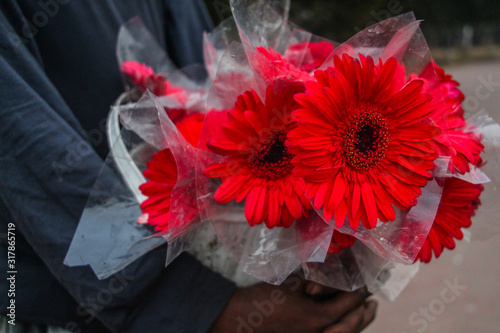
208 277 377 333
304 281 378 333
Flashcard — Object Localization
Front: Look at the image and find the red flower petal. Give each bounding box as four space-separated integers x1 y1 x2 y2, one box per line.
205 85 311 228
415 178 483 263
289 54 438 229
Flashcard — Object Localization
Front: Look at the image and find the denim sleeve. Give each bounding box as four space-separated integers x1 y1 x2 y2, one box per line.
0 3 235 332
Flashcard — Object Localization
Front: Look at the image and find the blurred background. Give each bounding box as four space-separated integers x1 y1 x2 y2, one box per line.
205 0 500 65
205 1 500 332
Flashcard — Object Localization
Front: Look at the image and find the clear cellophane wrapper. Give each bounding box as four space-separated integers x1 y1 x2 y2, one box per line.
65 0 500 300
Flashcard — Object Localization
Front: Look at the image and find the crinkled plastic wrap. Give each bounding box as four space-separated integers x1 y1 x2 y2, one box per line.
196 108 335 285
119 18 211 112
461 110 500 239
230 0 291 51
302 243 420 301
64 95 162 279
66 4 498 298
64 88 331 285
205 42 258 112
201 1 450 290
116 18 176 81
64 92 202 278
231 3 454 264
120 94 203 240
205 0 337 113
203 17 241 80
200 28 400 288
202 48 338 284
65 18 213 278
230 0 337 58
198 97 438 287
315 158 451 264
230 0 337 96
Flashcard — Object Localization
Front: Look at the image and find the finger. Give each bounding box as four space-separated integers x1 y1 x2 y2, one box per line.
323 300 378 333
279 274 310 294
319 287 371 322
305 281 342 296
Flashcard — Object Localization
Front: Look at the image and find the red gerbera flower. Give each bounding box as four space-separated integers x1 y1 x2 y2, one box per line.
138 112 205 231
328 230 356 254
255 46 313 90
288 54 441 230
284 41 334 73
121 61 156 89
139 149 178 231
204 84 312 228
416 177 483 263
175 112 205 147
420 61 484 173
121 61 187 98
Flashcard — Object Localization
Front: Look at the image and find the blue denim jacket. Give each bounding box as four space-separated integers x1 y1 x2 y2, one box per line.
0 1 235 332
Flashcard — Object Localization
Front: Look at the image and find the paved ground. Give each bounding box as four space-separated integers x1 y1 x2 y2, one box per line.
364 61 500 333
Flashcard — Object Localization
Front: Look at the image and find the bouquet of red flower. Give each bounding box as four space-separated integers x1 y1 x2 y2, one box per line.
65 0 499 298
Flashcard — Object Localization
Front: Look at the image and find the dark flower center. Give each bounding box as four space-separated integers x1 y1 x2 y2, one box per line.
262 139 287 164
355 124 378 154
343 111 389 171
249 130 294 180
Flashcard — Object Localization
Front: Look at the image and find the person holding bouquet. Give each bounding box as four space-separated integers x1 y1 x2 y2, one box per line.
0 0 376 332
